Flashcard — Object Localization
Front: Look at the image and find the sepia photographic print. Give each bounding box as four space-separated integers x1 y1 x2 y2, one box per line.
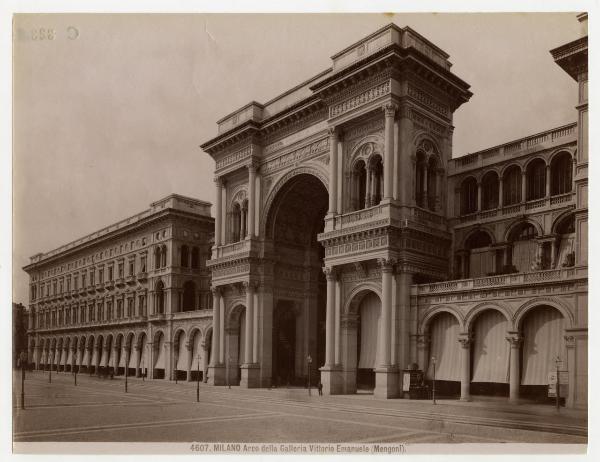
8 5 593 457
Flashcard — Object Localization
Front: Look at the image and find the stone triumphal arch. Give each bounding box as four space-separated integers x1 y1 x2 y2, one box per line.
202 24 472 397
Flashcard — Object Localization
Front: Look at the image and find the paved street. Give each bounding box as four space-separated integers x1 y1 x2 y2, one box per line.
13 370 587 447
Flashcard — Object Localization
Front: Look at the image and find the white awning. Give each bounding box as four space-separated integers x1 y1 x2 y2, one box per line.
66 348 73 366
427 313 461 381
191 333 203 371
521 307 567 385
154 336 165 369
91 347 99 366
358 293 380 369
82 348 90 366
176 335 189 371
471 310 510 383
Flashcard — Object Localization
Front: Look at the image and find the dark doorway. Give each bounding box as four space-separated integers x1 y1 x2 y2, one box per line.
273 301 296 386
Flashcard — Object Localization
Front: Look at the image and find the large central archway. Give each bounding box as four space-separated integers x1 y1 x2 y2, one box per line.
265 173 329 386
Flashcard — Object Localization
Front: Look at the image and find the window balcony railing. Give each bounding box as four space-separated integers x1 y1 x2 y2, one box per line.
415 266 587 295
136 271 148 281
126 274 136 284
104 280 114 290
115 277 126 287
457 192 575 224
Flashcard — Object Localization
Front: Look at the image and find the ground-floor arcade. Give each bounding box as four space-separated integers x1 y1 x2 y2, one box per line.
28 316 213 383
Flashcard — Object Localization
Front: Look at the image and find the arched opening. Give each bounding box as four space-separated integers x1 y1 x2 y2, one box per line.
154 246 161 270
64 338 72 372
190 329 204 382
520 306 567 403
191 247 200 269
502 165 522 206
415 151 427 208
369 155 383 207
124 333 135 376
481 171 499 210
352 159 367 211
138 333 148 378
181 245 189 267
265 173 328 387
114 335 124 375
526 159 546 201
182 281 196 312
426 312 461 397
231 203 242 243
508 222 539 272
464 230 494 278
153 331 166 379
551 152 573 196
460 177 478 215
469 310 510 397
161 245 167 268
356 292 381 392
555 214 575 268
93 336 104 376
155 280 165 314
427 156 439 211
174 330 188 381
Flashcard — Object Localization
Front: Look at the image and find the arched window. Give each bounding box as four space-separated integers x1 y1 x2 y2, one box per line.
182 281 196 312
526 159 546 201
191 247 199 269
415 151 427 208
161 245 167 268
503 165 522 205
550 152 573 196
155 280 165 314
460 177 478 215
427 156 439 211
154 247 161 270
181 245 189 267
508 223 539 273
481 171 499 210
352 160 367 211
231 203 241 243
241 199 248 239
368 155 383 207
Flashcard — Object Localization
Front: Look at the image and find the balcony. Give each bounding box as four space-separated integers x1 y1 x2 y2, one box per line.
136 271 148 281
104 280 114 290
210 238 259 262
115 277 126 287
95 282 105 292
87 285 95 294
78 287 86 296
457 193 575 226
415 266 587 295
126 274 136 285
71 289 79 298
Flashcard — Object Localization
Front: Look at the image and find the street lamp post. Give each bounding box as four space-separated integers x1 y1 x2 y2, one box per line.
431 356 437 405
74 367 77 386
49 354 52 384
227 355 232 390
307 355 312 396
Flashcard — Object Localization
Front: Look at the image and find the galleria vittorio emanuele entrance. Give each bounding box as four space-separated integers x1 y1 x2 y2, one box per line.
265 174 328 386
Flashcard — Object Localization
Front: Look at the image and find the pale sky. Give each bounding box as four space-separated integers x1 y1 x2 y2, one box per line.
12 13 583 303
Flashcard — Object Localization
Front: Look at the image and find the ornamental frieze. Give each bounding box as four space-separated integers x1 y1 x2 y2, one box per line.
329 81 391 118
215 146 252 171
261 137 330 175
406 84 450 118
325 234 389 257
409 107 448 138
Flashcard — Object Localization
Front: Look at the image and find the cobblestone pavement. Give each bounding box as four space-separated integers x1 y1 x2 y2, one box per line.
12 370 587 446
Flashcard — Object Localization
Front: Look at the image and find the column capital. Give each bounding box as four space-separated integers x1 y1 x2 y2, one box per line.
458 332 473 348
327 126 337 138
506 333 523 347
323 266 338 281
210 286 222 296
242 280 258 292
377 258 396 273
416 334 430 348
382 102 398 118
564 335 577 349
246 160 259 173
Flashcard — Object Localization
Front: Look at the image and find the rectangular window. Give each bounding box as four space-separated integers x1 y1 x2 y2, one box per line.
129 260 135 276
141 256 147 272
127 298 134 317
90 270 95 286
118 262 124 278
117 300 123 318
108 265 114 281
82 273 86 288
99 268 104 283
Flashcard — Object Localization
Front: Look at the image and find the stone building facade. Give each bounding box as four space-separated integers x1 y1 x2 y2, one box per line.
201 21 587 408
24 195 215 382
